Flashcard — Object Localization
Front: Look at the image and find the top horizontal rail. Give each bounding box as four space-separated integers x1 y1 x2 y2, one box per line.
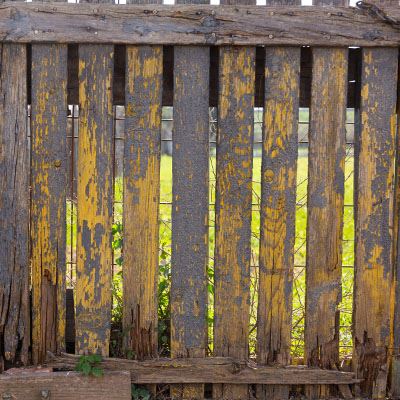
0 3 399 46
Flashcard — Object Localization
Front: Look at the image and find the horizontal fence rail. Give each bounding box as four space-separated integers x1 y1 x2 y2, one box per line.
0 3 398 46
0 0 399 398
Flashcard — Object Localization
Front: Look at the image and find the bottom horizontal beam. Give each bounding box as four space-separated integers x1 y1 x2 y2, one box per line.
0 370 131 400
47 353 360 385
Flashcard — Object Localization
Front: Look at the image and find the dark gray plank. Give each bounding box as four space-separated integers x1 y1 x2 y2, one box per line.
0 4 399 46
170 42 209 400
0 43 29 370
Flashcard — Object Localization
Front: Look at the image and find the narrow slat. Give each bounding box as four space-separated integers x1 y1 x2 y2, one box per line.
123 45 162 359
304 47 348 398
256 47 300 400
0 44 29 369
170 45 210 400
169 0 209 398
353 47 398 399
392 48 400 400
75 44 114 356
31 43 68 364
213 46 255 400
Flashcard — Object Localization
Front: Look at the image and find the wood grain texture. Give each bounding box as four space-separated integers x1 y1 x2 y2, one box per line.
304 47 348 399
0 3 399 46
123 45 162 360
256 47 300 400
213 46 255 400
392 43 400 400
0 43 29 370
0 371 131 400
48 353 360 385
170 45 209 400
31 43 68 365
353 47 398 399
75 44 114 356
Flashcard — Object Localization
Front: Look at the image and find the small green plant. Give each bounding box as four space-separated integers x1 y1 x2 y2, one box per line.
131 385 150 400
75 354 104 377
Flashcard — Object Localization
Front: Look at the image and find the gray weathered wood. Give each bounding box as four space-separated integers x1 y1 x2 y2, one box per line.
353 47 398 399
171 46 209 399
0 3 398 46
0 371 131 400
0 43 29 370
31 43 68 365
47 353 360 385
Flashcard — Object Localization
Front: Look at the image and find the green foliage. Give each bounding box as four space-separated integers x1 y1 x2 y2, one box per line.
131 385 151 400
75 354 104 377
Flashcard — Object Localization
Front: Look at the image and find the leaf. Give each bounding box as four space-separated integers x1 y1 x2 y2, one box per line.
91 367 104 377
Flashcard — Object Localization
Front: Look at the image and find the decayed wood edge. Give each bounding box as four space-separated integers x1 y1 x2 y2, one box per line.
45 353 361 385
0 371 132 400
0 3 399 46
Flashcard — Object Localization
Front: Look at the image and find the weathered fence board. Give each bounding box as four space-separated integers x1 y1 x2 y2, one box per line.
305 47 348 398
48 353 360 385
0 43 29 370
123 45 162 360
353 47 398 399
75 44 114 356
0 3 400 46
256 45 300 400
31 43 68 365
214 45 255 400
0 371 131 400
170 5 209 400
171 44 210 399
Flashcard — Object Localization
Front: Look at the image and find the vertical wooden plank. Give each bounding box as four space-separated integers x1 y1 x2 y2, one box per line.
0 44 29 369
392 48 400 400
170 46 209 400
31 43 68 364
353 47 398 399
75 44 114 356
123 45 162 359
305 47 348 398
170 0 209 398
256 47 300 400
213 46 255 400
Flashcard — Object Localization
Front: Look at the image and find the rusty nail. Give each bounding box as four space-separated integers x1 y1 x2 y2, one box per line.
40 390 50 399
327 12 332 16
54 160 61 168
211 32 216 38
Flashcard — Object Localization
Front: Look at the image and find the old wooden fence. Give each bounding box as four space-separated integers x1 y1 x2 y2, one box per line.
1 0 400 398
